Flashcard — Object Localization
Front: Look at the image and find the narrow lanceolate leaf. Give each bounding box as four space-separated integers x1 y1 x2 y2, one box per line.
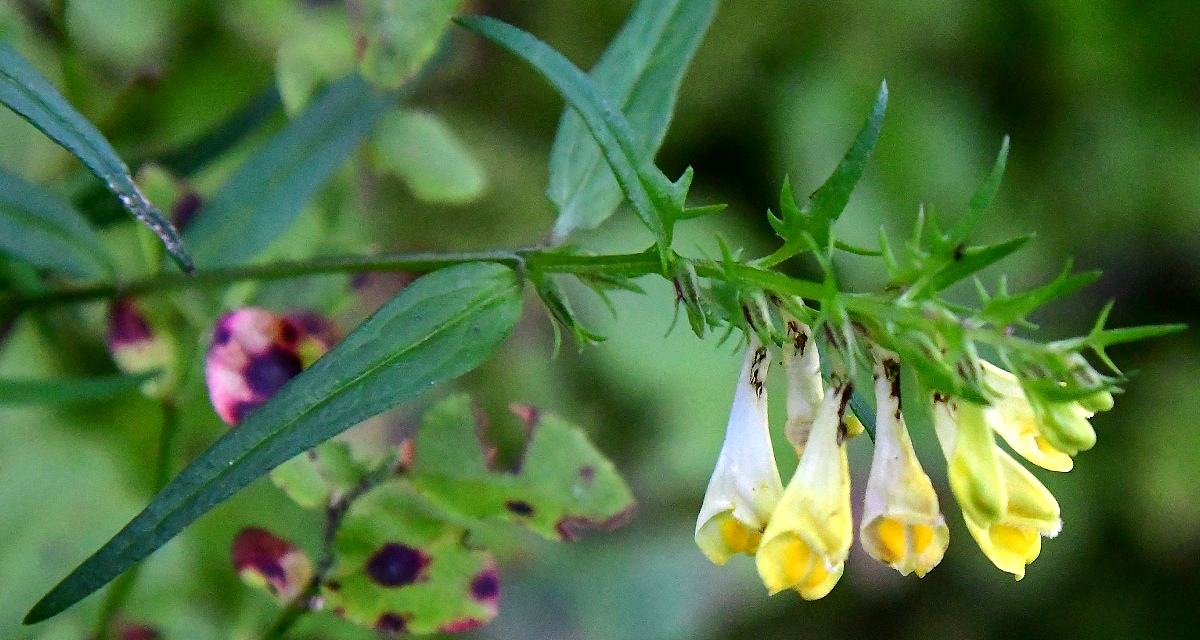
0 372 153 405
457 15 675 264
183 75 396 268
0 43 192 271
948 135 1010 245
24 263 523 624
0 167 110 279
546 0 719 241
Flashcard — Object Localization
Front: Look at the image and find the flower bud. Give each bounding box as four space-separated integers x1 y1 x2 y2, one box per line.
782 319 823 457
232 527 314 602
107 299 176 396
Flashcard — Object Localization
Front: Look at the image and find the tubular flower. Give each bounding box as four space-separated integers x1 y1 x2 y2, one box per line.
755 382 853 599
980 361 1107 472
695 336 784 565
782 319 823 456
860 352 948 577
932 395 1062 579
206 308 340 425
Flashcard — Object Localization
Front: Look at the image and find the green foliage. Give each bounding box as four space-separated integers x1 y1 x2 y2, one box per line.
547 0 719 241
269 440 372 511
24 263 523 624
350 0 458 90
370 110 487 204
410 395 636 541
0 167 110 279
183 75 395 268
0 43 191 271
0 372 153 405
322 479 498 634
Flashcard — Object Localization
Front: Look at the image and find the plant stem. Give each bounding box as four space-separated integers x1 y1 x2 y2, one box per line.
4 247 825 312
91 400 179 640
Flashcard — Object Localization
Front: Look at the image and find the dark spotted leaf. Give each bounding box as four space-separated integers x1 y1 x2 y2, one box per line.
546 0 719 241
323 479 499 634
0 43 191 271
0 167 110 279
25 263 523 624
410 395 635 541
183 74 395 268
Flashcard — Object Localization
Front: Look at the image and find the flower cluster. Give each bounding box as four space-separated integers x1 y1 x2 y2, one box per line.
695 319 1112 597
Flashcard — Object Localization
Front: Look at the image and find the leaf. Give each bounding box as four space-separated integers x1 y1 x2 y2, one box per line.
546 0 719 241
0 43 192 271
350 0 458 90
24 263 523 624
923 235 1032 294
371 110 487 204
269 440 373 510
322 479 499 634
979 262 1101 328
410 395 635 541
762 82 887 266
183 74 396 269
0 372 153 405
0 167 110 279
948 135 1010 245
275 20 356 114
457 15 688 267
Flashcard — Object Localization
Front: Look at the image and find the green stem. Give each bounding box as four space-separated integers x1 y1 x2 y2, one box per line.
91 400 179 640
5 248 826 312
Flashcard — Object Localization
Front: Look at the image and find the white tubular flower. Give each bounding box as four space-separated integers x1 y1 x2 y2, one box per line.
695 336 784 565
860 351 948 577
755 382 853 599
783 319 824 457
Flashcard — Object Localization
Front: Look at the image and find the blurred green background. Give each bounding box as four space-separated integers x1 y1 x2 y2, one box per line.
1 0 1198 638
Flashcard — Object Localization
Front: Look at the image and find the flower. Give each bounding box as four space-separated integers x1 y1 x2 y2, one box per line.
932 395 1061 579
106 299 177 396
859 351 948 577
782 319 823 456
980 361 1106 472
206 308 340 425
755 381 853 598
232 527 314 603
695 336 784 565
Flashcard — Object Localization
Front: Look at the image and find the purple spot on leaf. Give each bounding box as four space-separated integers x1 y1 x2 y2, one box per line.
579 466 595 483
505 500 534 517
375 612 409 633
365 543 429 587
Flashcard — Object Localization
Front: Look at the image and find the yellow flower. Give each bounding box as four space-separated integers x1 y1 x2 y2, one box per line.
980 361 1103 472
755 382 853 598
932 394 1062 579
860 351 948 577
782 319 824 457
695 336 784 565
961 449 1061 579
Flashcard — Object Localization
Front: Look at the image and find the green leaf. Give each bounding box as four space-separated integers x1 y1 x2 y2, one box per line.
978 262 1100 328
457 15 687 267
546 0 719 241
275 19 355 114
351 0 458 90
0 167 110 279
24 263 523 624
0 43 192 271
0 372 153 405
762 82 887 266
410 395 635 541
948 135 1010 245
914 234 1032 296
322 479 499 634
269 440 373 510
183 74 396 268
371 110 487 204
